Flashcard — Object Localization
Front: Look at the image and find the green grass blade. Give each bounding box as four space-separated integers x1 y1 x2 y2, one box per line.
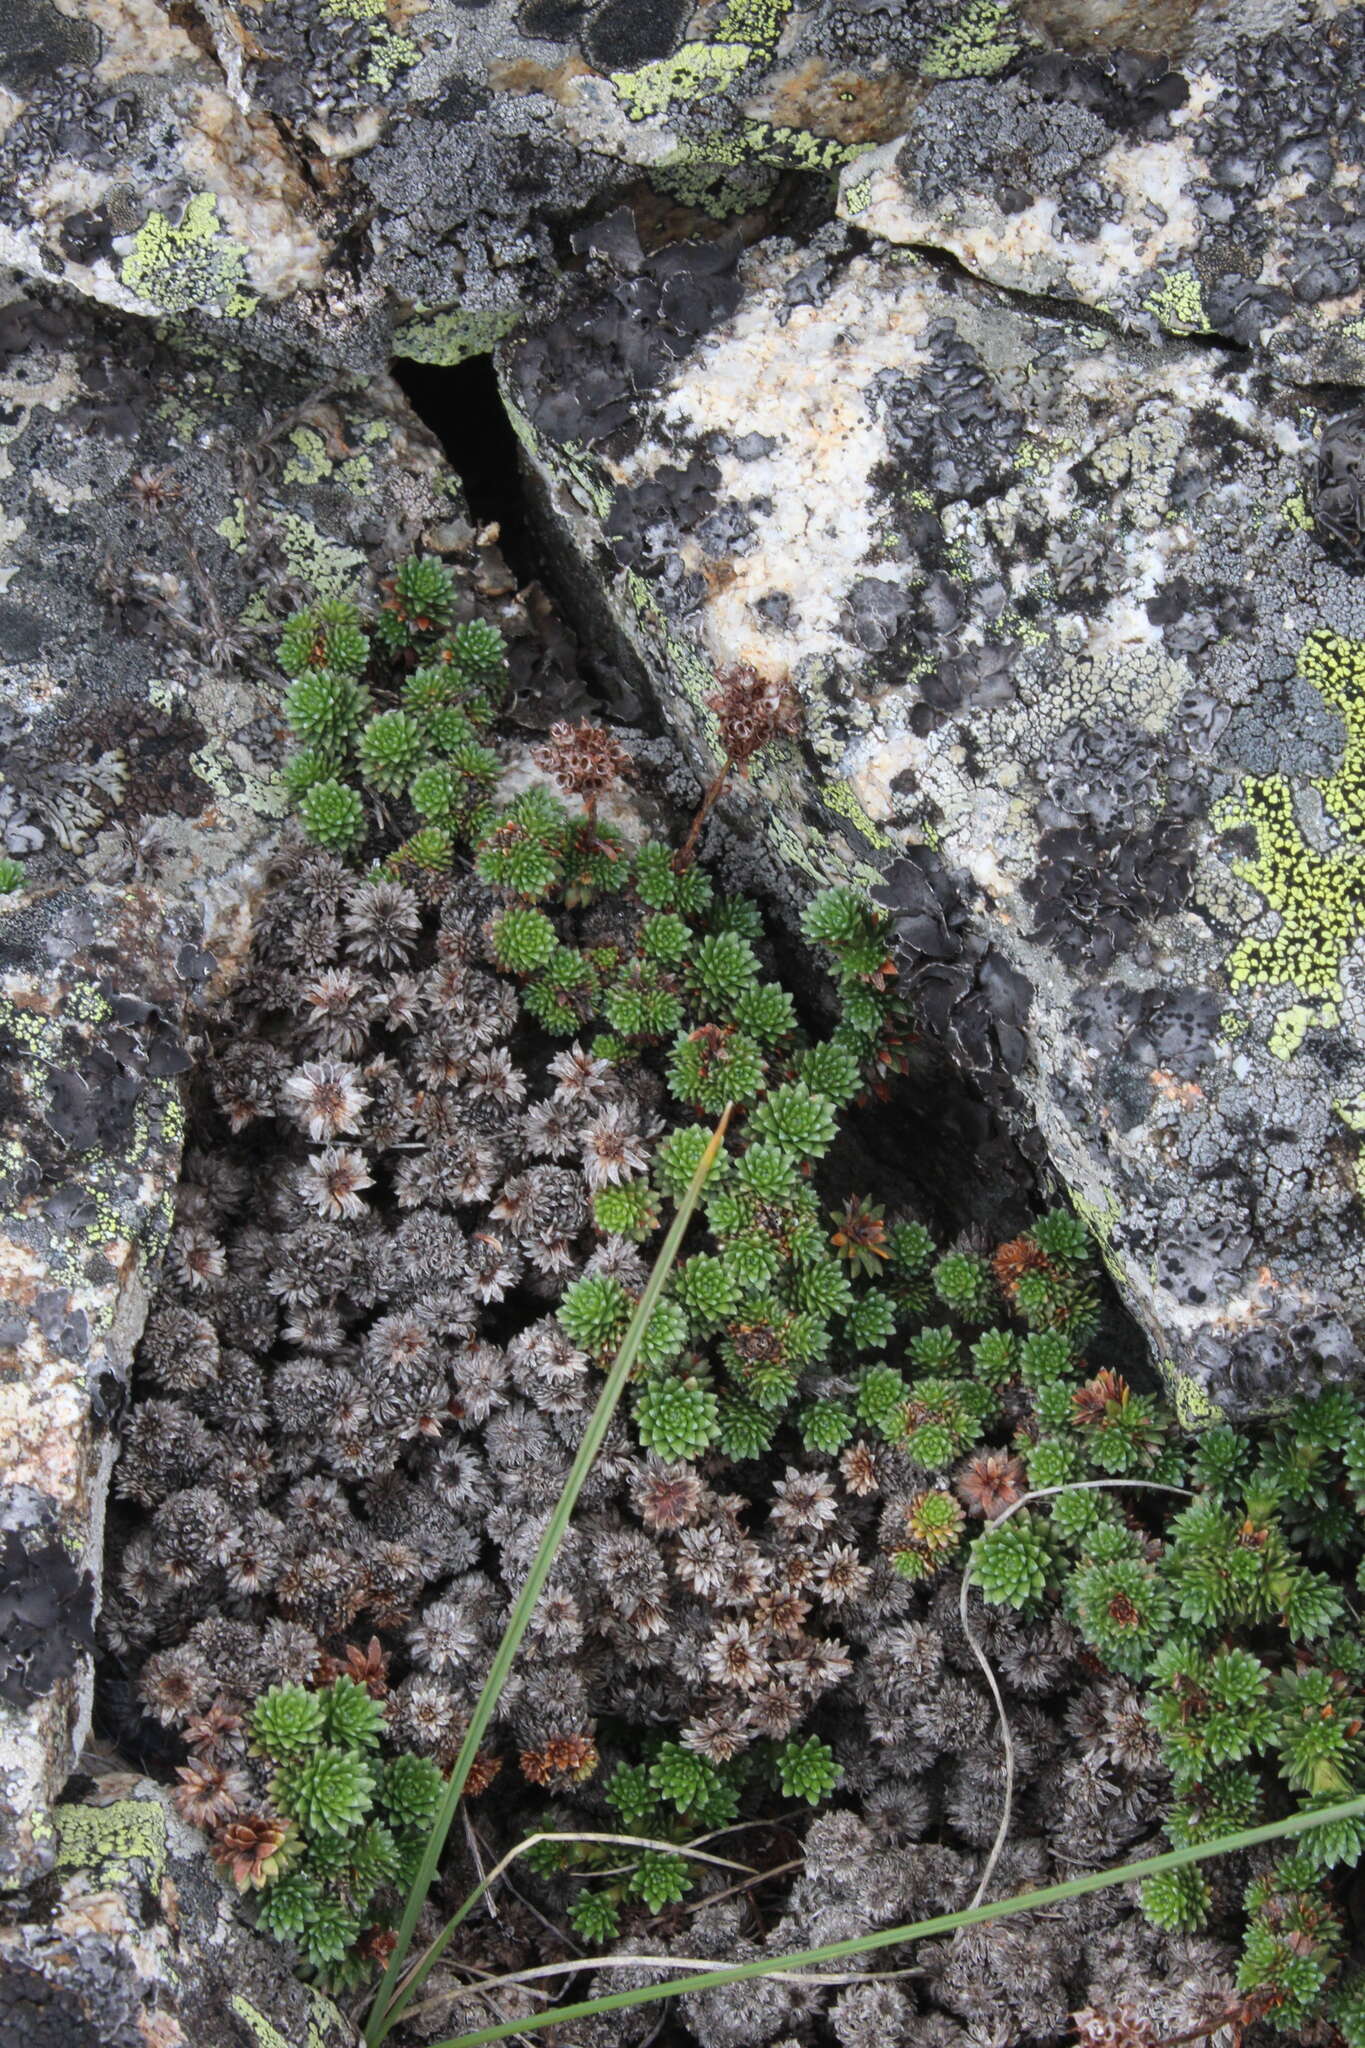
365 1107 733 2045
418 1795 1365 2048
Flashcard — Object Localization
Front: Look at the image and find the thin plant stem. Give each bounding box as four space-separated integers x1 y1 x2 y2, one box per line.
388 1831 756 2016
674 761 732 871
418 1795 1365 2048
960 1477 1194 1909
364 1108 733 2046
402 1949 926 2028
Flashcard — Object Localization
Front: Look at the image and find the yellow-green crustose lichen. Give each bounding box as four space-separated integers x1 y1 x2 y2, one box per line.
53 1800 167 1888
1142 270 1211 336
229 1990 344 2048
393 305 521 368
1214 630 1365 1002
715 0 791 45
612 43 755 120
279 516 366 598
1164 1362 1219 1431
120 195 256 319
822 781 895 850
319 0 418 87
920 1 1019 79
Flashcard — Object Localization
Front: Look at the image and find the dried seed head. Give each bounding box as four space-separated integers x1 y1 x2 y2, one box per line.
705 664 802 769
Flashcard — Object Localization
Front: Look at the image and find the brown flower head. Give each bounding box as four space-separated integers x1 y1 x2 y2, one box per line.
315 1635 391 1699
838 1441 880 1496
183 1699 246 1759
534 721 632 812
631 1459 707 1532
455 1748 503 1796
705 664 802 770
828 1196 889 1278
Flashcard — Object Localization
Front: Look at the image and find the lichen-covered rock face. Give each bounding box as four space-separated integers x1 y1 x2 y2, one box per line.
0 0 889 370
0 277 477 930
0 275 502 1886
838 7 1365 384
0 885 193 1881
10 0 1353 379
0 1784 357 2046
501 223 1365 1418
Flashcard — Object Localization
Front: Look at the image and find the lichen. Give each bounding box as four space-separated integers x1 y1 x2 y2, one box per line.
216 498 250 553
319 0 418 86
119 194 256 319
393 306 521 369
822 781 895 850
715 0 791 46
919 1 1019 80
1164 1363 1219 1431
279 517 365 599
53 1800 166 1889
283 429 334 488
1142 270 1210 337
1214 630 1365 1003
611 43 755 121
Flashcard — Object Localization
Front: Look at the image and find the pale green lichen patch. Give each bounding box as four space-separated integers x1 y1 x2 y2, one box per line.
920 1 1019 79
216 497 250 552
279 516 365 598
612 43 755 121
822 780 895 850
1143 269 1210 335
1282 490 1314 532
319 0 418 86
1164 1362 1219 1431
54 1799 166 1888
715 0 791 46
393 305 521 368
120 194 256 319
1214 630 1365 1003
283 428 333 488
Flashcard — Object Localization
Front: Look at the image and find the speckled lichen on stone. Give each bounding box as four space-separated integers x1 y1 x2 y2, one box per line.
279 516 366 598
53 1799 166 1888
120 195 256 319
394 306 521 368
1215 630 1365 1003
1142 270 1211 337
611 44 755 121
920 2 1019 79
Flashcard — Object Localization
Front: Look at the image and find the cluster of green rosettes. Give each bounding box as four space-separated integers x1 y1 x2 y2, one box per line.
528 1731 840 1941
967 1357 1365 2033
241 1677 444 1986
277 559 508 867
548 881 910 1460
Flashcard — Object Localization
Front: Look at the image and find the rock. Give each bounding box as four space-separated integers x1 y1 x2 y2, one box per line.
0 883 193 1883
0 270 502 1883
0 271 482 926
0 0 889 369
838 4 1365 385
500 221 1365 1417
0 1781 358 2046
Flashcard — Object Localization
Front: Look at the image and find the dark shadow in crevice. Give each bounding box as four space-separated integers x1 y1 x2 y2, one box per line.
392 351 541 590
